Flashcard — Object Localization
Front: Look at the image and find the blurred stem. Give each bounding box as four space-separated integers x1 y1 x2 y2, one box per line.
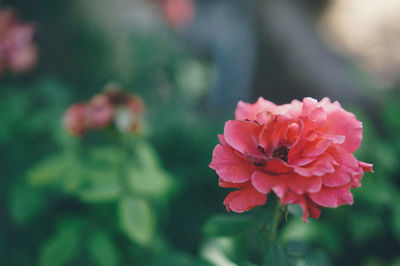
119 134 133 197
269 200 283 241
284 205 288 222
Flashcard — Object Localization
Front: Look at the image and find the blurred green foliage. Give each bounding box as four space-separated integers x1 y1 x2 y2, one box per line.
1 1 400 266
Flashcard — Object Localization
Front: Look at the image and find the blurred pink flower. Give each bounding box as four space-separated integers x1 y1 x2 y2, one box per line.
126 95 145 113
161 0 195 29
87 94 114 129
0 6 37 75
105 88 145 133
209 97 373 222
64 88 145 136
114 95 145 132
64 103 88 136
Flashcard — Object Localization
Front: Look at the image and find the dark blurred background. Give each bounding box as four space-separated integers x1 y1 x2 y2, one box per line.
0 0 399 265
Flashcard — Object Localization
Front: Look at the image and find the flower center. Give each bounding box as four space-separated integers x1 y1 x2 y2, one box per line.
272 146 289 162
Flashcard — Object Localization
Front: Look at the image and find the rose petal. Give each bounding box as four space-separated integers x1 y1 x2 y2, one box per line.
308 200 322 220
319 98 363 153
359 161 373 173
286 122 301 144
290 156 317 167
223 186 267 213
258 114 292 154
265 159 292 173
277 99 303 118
272 186 288 199
256 111 274 125
294 153 337 177
218 134 228 145
350 173 363 189
325 134 346 144
251 171 280 194
209 144 255 183
279 191 298 205
300 134 344 159
329 146 362 175
301 138 331 158
219 179 248 188
286 174 322 194
251 171 322 196
297 195 322 223
350 161 373 188
309 185 354 208
224 120 261 155
235 97 277 121
302 97 327 128
322 167 351 187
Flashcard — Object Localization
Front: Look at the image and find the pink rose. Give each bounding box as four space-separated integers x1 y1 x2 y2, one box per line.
0 7 37 75
126 95 145 114
64 103 88 136
160 0 195 29
5 24 37 72
64 88 145 136
116 96 144 133
209 97 373 222
86 94 114 129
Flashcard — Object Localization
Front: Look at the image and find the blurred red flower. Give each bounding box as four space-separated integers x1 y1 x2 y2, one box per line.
64 88 145 136
160 0 195 29
0 7 37 75
64 103 88 136
86 94 114 129
209 97 373 222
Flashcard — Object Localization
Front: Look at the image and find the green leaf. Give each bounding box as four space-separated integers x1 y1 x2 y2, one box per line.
287 204 303 217
176 60 211 103
354 175 397 208
71 146 124 201
383 99 400 132
132 140 163 170
391 204 400 243
88 232 119 266
28 154 70 186
127 140 172 199
89 146 124 167
28 152 84 192
78 184 120 202
0 91 30 142
200 237 236 266
127 164 172 199
284 240 309 258
263 241 288 266
302 249 332 266
77 168 121 202
39 221 82 266
348 211 383 244
9 183 44 225
283 242 333 266
202 214 257 237
149 250 212 266
280 219 341 254
118 197 154 245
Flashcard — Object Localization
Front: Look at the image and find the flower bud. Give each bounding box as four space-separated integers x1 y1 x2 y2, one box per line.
114 107 141 133
0 7 37 75
64 103 88 136
86 94 114 129
126 96 145 114
161 0 195 29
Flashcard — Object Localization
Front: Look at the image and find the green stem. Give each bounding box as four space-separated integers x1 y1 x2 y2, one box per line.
119 134 133 197
269 200 283 241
